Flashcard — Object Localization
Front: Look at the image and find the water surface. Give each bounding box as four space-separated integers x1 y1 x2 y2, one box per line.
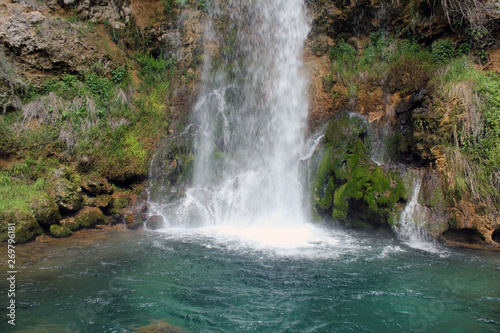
2 227 499 332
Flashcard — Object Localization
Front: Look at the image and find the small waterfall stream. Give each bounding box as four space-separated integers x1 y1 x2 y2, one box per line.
395 172 440 252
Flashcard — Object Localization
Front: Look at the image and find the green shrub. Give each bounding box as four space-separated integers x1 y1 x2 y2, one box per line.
432 39 455 64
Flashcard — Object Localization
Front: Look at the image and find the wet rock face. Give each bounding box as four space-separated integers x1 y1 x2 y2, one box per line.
149 134 195 204
0 0 127 86
312 112 407 228
146 215 165 230
391 88 440 167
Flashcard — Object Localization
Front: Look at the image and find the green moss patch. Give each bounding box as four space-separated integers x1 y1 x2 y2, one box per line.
312 112 408 228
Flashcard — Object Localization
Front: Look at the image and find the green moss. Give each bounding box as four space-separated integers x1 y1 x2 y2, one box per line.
312 147 336 211
0 209 42 243
50 225 72 238
60 218 80 231
332 183 349 220
312 112 407 228
75 207 107 228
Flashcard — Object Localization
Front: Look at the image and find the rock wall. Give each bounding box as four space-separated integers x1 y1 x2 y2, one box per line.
305 0 500 249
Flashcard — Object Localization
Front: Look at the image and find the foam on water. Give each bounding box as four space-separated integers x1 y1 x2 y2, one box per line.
155 223 367 259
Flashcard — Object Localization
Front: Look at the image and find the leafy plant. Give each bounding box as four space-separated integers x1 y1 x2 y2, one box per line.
432 39 455 64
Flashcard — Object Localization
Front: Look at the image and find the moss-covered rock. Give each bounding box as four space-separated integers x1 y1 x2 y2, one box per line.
30 194 61 226
83 194 113 209
312 112 408 228
81 175 114 196
149 134 195 204
74 207 107 228
60 217 80 231
0 209 42 243
49 177 83 212
49 224 72 238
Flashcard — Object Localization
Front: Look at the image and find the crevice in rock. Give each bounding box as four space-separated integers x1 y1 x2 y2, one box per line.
442 228 485 244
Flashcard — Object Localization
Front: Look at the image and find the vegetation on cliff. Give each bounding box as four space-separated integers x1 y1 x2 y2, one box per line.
0 0 203 242
309 0 500 246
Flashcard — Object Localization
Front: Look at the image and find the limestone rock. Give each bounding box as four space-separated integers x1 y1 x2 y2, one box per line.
60 217 80 231
49 177 83 212
81 175 114 195
146 215 165 230
74 206 107 228
0 209 42 243
125 214 143 230
49 224 72 238
30 194 61 226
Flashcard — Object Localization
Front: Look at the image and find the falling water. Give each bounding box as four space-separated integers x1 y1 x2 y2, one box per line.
151 0 311 233
396 175 440 253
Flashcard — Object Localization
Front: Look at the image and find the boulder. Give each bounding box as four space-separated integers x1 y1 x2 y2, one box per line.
60 217 80 231
74 206 107 228
146 215 165 230
125 214 143 230
49 225 72 238
0 210 42 243
312 112 407 228
31 194 61 226
81 175 114 196
49 177 83 212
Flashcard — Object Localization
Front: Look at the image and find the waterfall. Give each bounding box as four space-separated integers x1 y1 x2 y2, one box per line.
395 175 439 252
151 0 311 230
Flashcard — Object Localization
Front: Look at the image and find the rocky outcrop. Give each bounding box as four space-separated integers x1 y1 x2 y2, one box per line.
0 0 126 85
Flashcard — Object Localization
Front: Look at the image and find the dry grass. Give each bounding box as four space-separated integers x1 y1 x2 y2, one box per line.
441 80 484 146
441 0 500 42
444 147 483 203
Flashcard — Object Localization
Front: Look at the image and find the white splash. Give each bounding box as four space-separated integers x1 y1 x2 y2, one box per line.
396 177 442 254
151 0 312 241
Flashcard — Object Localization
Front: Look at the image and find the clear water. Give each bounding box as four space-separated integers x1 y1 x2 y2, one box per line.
2 228 499 332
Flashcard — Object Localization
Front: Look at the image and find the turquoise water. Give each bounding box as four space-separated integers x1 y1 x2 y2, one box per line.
1 227 499 332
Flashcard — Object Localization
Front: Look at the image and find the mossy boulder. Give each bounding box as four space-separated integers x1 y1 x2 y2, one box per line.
312 112 407 228
49 177 83 212
83 194 113 209
74 207 107 228
0 209 42 243
60 217 80 231
49 225 72 238
30 194 61 226
81 175 114 196
126 214 144 230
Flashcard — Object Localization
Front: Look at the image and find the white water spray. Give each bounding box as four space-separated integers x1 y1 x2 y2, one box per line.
151 0 313 237
396 176 441 253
